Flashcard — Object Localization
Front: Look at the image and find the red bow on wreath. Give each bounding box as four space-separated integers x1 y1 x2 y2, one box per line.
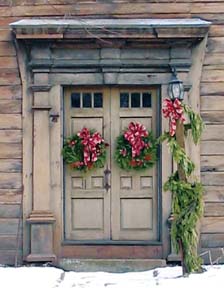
124 122 149 157
162 98 185 137
78 127 104 167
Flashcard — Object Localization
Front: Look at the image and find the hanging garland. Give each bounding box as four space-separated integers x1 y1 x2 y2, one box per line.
161 98 204 274
164 172 203 272
115 122 157 171
158 132 195 176
62 127 109 172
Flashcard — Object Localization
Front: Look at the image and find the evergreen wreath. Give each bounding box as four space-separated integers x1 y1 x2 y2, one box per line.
62 127 109 172
115 122 157 171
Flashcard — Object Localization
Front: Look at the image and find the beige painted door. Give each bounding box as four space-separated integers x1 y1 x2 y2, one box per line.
64 87 158 241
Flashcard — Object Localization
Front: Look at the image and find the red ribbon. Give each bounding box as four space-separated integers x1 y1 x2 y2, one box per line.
162 98 185 136
124 122 148 158
78 127 104 167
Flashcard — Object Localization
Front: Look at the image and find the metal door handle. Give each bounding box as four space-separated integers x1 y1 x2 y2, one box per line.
104 166 111 192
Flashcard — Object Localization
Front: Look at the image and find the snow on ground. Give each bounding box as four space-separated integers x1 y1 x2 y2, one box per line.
0 265 223 288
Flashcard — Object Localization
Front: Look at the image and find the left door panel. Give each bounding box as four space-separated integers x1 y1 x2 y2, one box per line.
64 87 111 240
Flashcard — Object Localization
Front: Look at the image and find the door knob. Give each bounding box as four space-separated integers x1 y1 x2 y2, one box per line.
104 166 111 192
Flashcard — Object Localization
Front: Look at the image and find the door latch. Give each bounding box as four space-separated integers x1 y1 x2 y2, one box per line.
104 166 111 192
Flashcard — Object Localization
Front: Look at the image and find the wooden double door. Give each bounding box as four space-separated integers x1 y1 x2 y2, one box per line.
64 86 158 242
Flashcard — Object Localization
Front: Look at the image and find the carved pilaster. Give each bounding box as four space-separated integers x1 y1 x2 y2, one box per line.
26 77 56 262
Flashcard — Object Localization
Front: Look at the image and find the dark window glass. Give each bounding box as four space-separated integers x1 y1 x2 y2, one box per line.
142 93 151 107
120 93 129 108
83 93 92 108
94 93 103 108
131 93 140 108
71 93 80 108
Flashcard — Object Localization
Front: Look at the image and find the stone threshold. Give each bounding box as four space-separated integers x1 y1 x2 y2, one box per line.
58 258 166 273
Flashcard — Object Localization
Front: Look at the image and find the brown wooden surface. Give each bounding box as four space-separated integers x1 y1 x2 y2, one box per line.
0 0 223 264
60 245 163 259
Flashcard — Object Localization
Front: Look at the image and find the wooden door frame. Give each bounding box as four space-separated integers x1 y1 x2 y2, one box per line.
13 37 208 262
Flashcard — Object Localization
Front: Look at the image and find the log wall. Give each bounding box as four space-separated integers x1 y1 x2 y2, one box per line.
0 0 223 264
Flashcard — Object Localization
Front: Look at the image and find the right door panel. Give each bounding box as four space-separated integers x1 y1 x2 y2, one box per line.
111 87 158 241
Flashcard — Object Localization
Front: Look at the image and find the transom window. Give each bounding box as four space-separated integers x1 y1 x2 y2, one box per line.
71 92 103 108
120 92 151 108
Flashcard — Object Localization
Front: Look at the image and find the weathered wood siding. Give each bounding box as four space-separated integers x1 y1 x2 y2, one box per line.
0 0 223 264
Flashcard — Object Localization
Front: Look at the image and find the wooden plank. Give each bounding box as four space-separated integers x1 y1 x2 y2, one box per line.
0 173 21 189
204 203 224 217
0 130 21 143
60 245 163 259
0 17 20 28
0 100 21 113
201 172 224 186
0 159 22 173
0 143 21 158
203 186 224 202
201 96 224 111
0 189 22 204
201 69 224 82
202 125 224 141
0 218 19 234
0 29 12 41
202 217 224 233
201 83 224 96
0 250 22 265
200 247 224 264
0 57 18 69
0 85 21 100
201 141 224 155
206 37 224 53
0 3 190 17
201 155 224 172
204 53 224 66
201 233 224 248
0 235 21 250
192 4 224 13
0 114 21 129
0 70 21 85
0 204 20 218
209 25 224 37
201 111 224 124
0 42 16 56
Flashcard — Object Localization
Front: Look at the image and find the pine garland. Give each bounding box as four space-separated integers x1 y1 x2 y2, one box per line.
164 173 203 272
162 99 204 274
159 133 195 176
183 104 204 144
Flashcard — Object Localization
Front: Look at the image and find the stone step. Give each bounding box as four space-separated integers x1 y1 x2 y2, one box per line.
58 258 166 273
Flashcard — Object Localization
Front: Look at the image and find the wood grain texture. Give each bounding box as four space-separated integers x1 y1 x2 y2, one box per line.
0 159 22 173
203 186 224 202
201 141 224 155
204 203 224 216
201 233 224 248
201 111 224 123
0 114 22 129
202 217 224 233
0 143 22 158
201 96 224 110
0 3 190 17
201 172 224 186
201 155 224 172
0 100 21 113
202 125 224 141
0 189 22 205
0 173 21 189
